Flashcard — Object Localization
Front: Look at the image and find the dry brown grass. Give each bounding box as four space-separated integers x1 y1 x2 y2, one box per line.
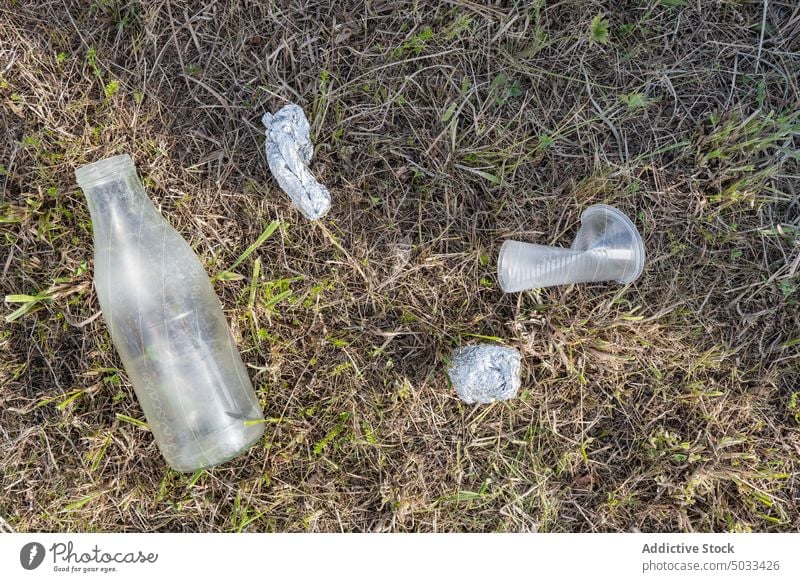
1 0 799 532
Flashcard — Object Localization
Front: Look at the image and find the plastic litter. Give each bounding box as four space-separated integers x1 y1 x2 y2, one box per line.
447 344 522 404
497 204 645 292
76 154 265 472
262 104 331 220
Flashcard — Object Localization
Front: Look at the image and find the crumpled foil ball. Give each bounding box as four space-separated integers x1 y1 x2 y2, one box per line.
447 344 522 404
262 104 331 220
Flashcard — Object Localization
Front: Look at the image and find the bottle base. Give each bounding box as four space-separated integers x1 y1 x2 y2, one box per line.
164 420 265 473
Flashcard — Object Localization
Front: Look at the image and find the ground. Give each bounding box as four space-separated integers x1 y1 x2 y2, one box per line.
1 0 799 533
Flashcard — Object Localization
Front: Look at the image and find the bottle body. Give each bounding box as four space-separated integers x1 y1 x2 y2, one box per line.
77 155 264 472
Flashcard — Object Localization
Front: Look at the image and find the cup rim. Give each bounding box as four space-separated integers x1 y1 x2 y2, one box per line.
581 204 645 283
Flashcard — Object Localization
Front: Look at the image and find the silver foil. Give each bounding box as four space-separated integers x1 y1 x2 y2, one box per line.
447 344 521 404
262 104 331 220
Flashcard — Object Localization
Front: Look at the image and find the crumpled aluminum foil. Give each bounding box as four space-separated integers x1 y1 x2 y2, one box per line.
447 344 521 404
262 104 331 220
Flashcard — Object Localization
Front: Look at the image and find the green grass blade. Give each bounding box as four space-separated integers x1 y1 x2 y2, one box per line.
248 257 261 308
115 413 149 430
227 220 280 273
263 289 292 311
62 492 103 513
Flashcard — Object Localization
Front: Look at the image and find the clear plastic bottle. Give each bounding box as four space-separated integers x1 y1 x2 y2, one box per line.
76 154 264 472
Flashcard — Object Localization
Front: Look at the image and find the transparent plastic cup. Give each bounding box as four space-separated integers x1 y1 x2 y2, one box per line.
497 204 645 292
76 154 265 472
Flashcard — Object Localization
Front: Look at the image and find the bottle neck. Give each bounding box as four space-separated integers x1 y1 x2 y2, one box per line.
82 173 157 240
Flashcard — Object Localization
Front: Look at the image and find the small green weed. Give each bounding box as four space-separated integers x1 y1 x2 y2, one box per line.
589 13 610 45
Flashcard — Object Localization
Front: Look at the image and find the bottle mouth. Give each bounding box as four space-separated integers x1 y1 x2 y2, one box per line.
75 154 136 188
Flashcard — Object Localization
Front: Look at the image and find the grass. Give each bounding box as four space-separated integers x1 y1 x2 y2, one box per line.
1 1 799 532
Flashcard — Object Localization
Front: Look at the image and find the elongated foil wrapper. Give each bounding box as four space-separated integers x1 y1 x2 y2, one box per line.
262 104 331 220
447 344 521 404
